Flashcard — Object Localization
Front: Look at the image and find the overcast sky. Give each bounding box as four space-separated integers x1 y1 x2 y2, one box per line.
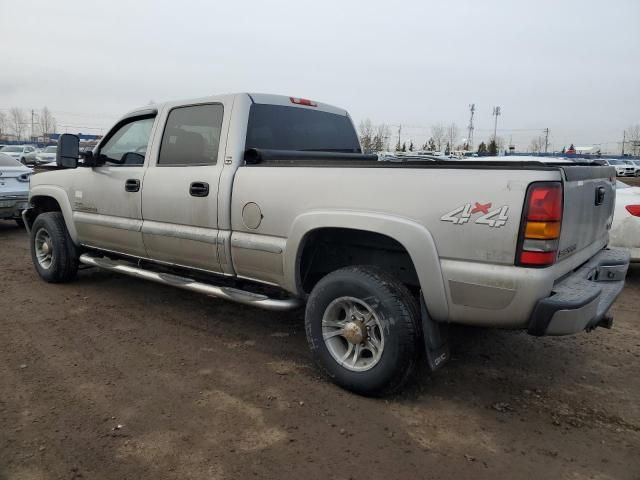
1 0 638 152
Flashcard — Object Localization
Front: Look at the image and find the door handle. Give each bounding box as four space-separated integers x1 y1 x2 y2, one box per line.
189 181 209 197
125 179 140 192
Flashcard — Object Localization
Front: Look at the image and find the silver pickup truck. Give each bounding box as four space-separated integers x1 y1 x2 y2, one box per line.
23 93 630 395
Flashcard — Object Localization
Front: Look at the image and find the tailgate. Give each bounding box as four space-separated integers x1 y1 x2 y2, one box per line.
556 165 616 262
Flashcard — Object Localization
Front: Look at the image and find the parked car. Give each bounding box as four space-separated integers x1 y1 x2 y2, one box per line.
0 152 32 225
22 93 630 395
35 146 58 165
0 145 38 164
609 181 640 261
628 159 640 176
604 159 635 176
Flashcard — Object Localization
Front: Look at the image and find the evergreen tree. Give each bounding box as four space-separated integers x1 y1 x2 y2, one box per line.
401 142 407 152
488 139 498 156
477 141 487 155
409 141 414 152
445 142 450 155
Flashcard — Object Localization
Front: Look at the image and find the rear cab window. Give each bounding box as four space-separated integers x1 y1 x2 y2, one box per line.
245 104 361 153
158 104 224 166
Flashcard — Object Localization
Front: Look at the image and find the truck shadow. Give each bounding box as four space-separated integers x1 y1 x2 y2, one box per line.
0 220 26 234
76 263 637 406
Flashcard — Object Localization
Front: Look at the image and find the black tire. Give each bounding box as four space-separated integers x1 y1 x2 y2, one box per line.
30 212 79 283
305 266 421 396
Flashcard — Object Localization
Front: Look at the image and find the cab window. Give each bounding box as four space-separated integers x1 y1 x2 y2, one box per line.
158 104 223 166
99 117 155 165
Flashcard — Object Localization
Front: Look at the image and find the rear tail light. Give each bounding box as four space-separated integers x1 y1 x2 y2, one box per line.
626 205 640 217
516 182 563 267
290 97 317 107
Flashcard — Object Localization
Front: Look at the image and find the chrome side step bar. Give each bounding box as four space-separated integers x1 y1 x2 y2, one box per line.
78 253 303 312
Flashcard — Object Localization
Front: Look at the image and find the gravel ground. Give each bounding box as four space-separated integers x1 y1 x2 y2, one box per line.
0 223 638 480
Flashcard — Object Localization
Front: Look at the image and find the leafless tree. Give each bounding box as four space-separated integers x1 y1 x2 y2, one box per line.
9 108 27 140
530 136 545 153
431 123 446 151
358 119 375 154
446 123 459 152
359 119 391 153
38 106 57 139
626 124 640 156
372 124 390 152
0 111 6 139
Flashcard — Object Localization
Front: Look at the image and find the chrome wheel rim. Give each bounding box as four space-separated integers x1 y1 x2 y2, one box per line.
322 296 385 372
35 228 53 269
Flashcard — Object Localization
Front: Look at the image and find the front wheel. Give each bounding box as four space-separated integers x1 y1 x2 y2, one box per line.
30 212 79 283
305 266 421 396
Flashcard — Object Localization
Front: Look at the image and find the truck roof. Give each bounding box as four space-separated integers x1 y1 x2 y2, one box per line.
125 93 349 119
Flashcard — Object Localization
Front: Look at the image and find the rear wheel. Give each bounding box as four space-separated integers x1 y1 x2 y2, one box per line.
305 266 420 396
30 212 79 283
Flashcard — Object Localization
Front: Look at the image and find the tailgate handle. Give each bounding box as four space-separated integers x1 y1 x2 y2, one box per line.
595 186 605 206
189 182 209 197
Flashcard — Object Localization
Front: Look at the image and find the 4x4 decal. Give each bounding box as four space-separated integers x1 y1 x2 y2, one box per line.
441 202 509 228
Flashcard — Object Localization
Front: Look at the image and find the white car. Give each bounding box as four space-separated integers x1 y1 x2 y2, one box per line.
627 159 640 176
32 145 57 165
0 153 32 225
604 159 635 177
0 145 37 164
609 181 640 261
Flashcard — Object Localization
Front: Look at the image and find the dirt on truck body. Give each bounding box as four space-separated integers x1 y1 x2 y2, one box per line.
1 223 639 480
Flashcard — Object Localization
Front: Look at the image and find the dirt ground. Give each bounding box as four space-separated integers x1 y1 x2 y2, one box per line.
1 222 639 480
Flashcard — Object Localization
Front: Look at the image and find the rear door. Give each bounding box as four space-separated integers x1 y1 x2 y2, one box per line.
556 165 616 262
141 101 229 273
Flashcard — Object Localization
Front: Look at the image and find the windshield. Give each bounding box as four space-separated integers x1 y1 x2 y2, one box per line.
609 159 630 165
43 146 57 153
246 104 361 153
0 153 22 167
0 146 23 153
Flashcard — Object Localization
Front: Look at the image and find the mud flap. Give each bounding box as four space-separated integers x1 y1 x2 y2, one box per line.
420 293 450 371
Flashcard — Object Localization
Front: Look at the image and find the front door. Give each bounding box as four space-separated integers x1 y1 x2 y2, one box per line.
72 114 156 257
141 102 226 273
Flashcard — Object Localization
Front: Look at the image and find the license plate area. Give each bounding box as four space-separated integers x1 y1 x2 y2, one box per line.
595 264 627 282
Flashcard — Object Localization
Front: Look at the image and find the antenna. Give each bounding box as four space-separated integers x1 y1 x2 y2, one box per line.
492 106 501 140
467 104 475 150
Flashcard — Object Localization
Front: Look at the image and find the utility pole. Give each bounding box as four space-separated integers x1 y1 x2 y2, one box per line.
492 106 501 140
31 109 35 142
397 124 402 151
621 130 626 156
467 103 475 151
543 128 549 153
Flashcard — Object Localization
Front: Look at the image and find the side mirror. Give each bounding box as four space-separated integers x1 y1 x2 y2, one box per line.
80 149 98 167
120 152 145 165
56 134 79 168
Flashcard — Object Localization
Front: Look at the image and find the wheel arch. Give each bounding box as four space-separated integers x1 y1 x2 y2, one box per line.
284 210 448 321
27 186 78 244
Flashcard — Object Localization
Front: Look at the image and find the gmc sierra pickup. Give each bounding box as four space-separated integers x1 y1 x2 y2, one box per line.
23 93 630 395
